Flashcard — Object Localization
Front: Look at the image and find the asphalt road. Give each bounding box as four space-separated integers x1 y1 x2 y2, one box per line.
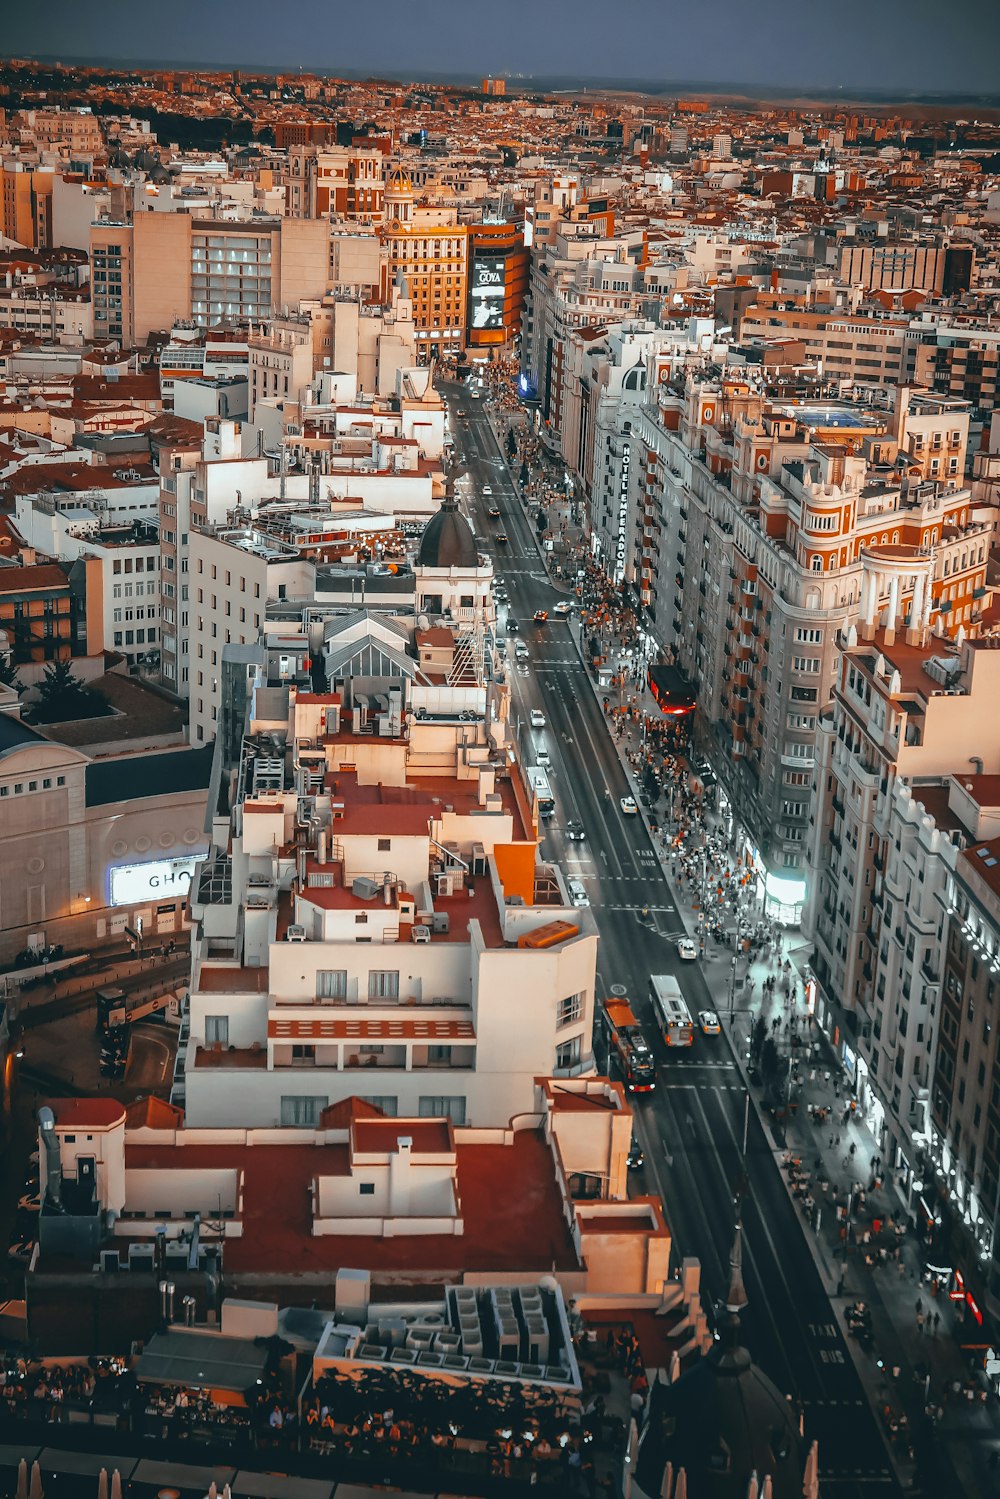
446 383 902 1499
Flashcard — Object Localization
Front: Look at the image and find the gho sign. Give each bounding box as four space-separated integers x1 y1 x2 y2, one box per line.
110 854 204 907
614 441 631 585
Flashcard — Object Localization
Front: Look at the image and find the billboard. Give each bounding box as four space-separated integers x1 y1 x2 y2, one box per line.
110 854 203 907
469 255 507 331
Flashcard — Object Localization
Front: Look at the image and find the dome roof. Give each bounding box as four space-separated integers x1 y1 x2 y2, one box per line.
385 164 413 194
635 1226 807 1499
416 497 478 570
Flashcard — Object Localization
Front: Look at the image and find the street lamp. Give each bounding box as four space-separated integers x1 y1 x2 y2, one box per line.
728 955 739 1018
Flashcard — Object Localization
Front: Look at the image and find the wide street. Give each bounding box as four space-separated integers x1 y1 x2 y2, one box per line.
446 381 902 1499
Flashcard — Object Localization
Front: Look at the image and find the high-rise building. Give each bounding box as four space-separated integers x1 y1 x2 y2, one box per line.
378 168 468 360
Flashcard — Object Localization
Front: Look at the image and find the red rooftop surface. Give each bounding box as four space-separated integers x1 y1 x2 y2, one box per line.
123 1129 581 1277
53 1099 127 1129
351 1118 453 1156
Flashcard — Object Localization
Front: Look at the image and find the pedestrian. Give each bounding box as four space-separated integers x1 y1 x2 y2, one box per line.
917 1310 925 1334
933 1310 940 1333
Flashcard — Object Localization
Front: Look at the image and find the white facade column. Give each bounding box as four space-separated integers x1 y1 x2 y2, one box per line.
861 565 877 637
910 571 925 632
887 572 900 630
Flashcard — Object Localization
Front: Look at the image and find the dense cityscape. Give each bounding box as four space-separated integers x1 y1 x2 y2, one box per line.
0 25 999 1499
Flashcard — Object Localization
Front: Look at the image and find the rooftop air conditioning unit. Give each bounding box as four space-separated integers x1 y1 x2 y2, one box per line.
286 925 308 942
411 925 431 944
352 876 380 900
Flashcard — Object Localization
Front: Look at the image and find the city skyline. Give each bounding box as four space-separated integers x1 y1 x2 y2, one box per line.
4 0 1000 98
2 47 1000 1499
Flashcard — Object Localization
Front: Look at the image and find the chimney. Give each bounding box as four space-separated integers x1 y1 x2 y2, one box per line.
389 1135 413 1216
37 1107 62 1209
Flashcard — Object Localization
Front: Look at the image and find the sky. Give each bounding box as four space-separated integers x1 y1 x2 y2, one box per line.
4 0 998 98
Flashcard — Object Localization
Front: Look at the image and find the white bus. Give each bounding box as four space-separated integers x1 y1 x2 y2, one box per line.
650 974 694 1047
527 766 555 819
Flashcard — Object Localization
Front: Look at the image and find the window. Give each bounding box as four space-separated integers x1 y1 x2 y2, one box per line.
378 838 391 852
280 1096 327 1127
205 1015 229 1047
368 970 399 1000
316 969 347 1000
359 1095 397 1116
556 1036 582 1071
419 1095 467 1125
557 992 584 1028
359 1182 376 1196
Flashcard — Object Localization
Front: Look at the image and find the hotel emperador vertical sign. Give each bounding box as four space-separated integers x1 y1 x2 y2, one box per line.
614 441 631 585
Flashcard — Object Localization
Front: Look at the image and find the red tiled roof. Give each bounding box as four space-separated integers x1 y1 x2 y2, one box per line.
319 1096 386 1128
0 563 69 594
125 1096 185 1129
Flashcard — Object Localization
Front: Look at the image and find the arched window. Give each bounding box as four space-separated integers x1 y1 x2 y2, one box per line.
811 555 822 571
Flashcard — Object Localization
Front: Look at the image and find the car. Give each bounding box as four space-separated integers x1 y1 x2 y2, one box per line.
487 506 501 519
7 1240 35 1268
506 618 519 634
568 878 589 908
482 484 493 496
552 601 572 617
530 709 546 728
495 590 509 603
471 391 481 400
496 532 509 545
514 641 529 659
565 820 586 841
620 795 638 816
699 1010 721 1035
16 1192 40 1216
677 938 699 962
536 747 551 768
533 609 548 624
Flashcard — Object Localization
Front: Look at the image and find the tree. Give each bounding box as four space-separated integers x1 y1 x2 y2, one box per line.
760 1035 781 1085
519 461 530 489
749 1015 767 1065
506 428 517 460
31 659 112 723
0 656 23 693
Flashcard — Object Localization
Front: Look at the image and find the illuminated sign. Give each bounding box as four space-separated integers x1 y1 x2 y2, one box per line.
110 854 204 907
614 441 631 585
469 256 506 331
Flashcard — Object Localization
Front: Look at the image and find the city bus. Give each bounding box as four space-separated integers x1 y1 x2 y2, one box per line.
601 997 656 1092
527 766 555 819
649 974 695 1047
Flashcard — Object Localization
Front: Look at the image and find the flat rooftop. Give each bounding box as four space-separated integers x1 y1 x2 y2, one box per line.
121 1129 581 1277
